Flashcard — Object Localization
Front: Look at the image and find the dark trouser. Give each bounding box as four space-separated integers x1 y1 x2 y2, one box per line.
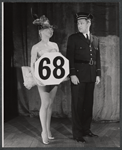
71 82 95 137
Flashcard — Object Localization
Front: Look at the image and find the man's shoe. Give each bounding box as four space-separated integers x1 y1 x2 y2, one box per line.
73 136 86 143
83 130 98 137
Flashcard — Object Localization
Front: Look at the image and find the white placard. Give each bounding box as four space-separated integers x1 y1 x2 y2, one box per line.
34 52 69 85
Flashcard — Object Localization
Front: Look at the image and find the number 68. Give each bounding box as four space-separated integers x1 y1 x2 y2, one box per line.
39 56 65 80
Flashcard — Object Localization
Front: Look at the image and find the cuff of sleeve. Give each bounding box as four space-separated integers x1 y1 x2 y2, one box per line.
70 68 76 76
96 69 101 77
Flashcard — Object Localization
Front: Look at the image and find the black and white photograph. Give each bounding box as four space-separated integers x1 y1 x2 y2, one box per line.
3 1 120 148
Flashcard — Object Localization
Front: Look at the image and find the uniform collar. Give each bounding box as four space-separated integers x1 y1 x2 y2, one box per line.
77 32 94 44
77 32 84 36
77 31 91 39
83 31 90 38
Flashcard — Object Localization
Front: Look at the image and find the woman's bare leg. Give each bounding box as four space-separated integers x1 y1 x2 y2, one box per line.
38 86 50 143
46 86 58 138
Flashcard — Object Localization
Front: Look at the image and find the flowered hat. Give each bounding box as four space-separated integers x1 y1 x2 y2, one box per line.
33 15 55 29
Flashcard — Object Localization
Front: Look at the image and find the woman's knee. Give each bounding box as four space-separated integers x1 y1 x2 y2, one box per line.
48 100 54 108
41 100 50 109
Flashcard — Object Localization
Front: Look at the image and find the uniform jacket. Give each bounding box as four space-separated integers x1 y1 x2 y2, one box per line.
66 32 101 82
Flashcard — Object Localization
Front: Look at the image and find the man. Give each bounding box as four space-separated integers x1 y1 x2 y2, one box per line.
66 12 101 143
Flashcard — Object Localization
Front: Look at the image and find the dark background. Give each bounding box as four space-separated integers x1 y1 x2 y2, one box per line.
4 2 119 122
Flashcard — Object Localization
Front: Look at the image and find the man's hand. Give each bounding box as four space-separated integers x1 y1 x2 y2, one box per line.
71 75 80 85
96 76 100 84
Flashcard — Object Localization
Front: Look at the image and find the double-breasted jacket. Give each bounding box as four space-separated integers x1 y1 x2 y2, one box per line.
66 32 101 82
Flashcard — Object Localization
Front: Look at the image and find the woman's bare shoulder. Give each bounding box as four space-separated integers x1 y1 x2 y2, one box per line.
50 41 58 45
31 42 41 52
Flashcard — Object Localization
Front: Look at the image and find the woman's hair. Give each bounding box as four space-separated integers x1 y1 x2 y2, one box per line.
33 15 54 30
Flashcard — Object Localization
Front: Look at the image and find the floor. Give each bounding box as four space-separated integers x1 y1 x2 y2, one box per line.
4 116 120 147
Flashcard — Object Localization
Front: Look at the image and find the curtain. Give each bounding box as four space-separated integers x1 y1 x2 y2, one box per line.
5 2 119 121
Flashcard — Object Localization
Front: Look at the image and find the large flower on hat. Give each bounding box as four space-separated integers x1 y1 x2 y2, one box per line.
33 15 54 29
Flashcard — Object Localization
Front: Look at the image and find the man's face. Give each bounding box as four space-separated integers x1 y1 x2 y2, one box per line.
77 19 90 33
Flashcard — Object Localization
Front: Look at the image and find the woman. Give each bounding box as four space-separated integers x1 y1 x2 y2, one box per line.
30 15 59 144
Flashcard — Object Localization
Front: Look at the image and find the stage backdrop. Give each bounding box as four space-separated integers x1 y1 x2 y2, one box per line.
6 2 120 121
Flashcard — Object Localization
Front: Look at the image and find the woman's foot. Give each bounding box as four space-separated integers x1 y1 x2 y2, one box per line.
41 132 49 144
48 136 55 140
48 131 55 140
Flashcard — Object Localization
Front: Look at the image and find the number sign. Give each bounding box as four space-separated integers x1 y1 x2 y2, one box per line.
34 52 69 85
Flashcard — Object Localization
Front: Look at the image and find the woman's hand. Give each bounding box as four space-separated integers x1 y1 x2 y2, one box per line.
30 63 35 77
71 75 80 85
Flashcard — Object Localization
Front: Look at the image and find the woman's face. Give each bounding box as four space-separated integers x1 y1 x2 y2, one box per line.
41 27 54 38
77 19 91 33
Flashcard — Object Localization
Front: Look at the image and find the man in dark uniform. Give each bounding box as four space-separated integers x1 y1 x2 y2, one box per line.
66 12 101 143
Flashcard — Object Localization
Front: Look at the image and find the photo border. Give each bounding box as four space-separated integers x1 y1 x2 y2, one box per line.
1 0 122 149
